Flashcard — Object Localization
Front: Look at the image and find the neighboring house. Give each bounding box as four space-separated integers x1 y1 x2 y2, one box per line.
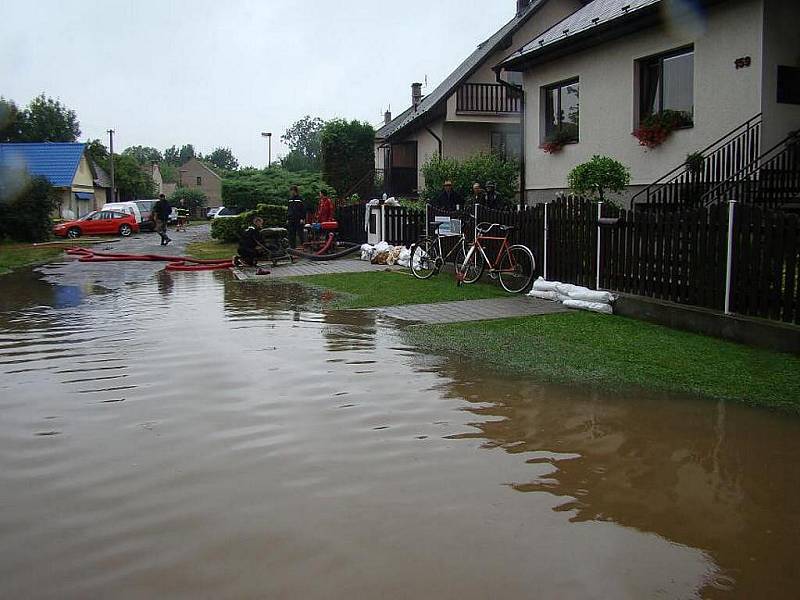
497 0 800 206
375 0 587 197
0 142 112 218
142 162 164 196
162 182 177 198
178 157 222 205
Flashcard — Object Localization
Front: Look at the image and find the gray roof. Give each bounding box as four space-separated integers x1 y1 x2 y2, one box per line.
90 158 112 188
376 0 553 141
501 0 661 68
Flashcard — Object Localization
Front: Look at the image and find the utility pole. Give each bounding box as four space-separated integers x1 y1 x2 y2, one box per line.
107 129 116 201
261 132 272 167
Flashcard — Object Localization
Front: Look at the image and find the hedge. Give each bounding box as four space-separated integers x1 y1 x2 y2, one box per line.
210 203 288 243
222 167 334 212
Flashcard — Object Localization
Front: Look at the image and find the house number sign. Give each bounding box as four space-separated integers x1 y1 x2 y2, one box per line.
735 56 751 69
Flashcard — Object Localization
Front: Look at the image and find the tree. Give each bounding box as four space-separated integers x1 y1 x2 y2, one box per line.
122 145 163 165
103 153 155 200
168 187 207 213
0 175 58 242
320 119 374 199
222 167 333 211
567 155 631 206
84 138 109 164
159 162 178 183
206 147 239 171
281 116 325 171
164 145 180 166
0 97 23 142
179 144 196 164
18 93 80 142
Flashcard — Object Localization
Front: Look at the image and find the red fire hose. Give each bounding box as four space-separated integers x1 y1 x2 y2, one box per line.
65 247 233 271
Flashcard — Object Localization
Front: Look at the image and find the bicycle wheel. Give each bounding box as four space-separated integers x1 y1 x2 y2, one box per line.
498 245 535 293
411 238 439 279
456 245 484 284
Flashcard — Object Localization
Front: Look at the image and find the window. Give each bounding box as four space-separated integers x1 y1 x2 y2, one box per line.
639 47 694 124
491 131 521 160
543 78 579 143
196 176 202 185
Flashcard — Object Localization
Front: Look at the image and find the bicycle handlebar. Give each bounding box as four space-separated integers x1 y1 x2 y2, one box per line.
476 222 515 234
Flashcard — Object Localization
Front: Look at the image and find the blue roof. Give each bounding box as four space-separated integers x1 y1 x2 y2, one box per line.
0 142 86 187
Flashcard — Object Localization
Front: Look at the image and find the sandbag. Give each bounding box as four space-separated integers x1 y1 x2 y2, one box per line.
563 299 614 315
555 282 588 296
568 289 616 304
531 277 561 292
529 290 559 302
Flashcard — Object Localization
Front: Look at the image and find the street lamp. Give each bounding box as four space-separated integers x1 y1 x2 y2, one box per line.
261 132 272 167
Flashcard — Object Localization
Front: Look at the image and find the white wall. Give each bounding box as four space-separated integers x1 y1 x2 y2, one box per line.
521 0 764 195
760 0 800 149
404 117 444 192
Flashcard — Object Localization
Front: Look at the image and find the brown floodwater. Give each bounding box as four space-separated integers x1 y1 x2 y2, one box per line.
1 265 799 599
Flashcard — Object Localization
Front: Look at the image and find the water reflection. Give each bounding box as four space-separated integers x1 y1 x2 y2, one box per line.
438 366 800 598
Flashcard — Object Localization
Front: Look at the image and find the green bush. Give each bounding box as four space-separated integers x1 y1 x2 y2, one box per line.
222 167 334 212
168 186 207 211
0 174 58 242
567 155 631 206
320 119 375 199
210 203 288 243
421 152 518 205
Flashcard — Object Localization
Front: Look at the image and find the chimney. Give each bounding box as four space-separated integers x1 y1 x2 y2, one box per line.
384 110 392 125
516 0 532 15
411 82 422 110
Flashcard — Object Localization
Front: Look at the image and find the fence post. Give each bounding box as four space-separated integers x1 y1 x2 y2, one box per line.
724 199 736 315
596 201 603 290
425 203 430 238
474 202 479 241
380 202 386 243
543 202 548 280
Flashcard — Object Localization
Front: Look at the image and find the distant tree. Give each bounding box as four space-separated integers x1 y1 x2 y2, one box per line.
18 93 80 142
84 138 109 164
106 153 155 200
168 186 207 211
122 145 163 165
281 115 325 171
179 144 196 164
164 145 180 166
0 97 24 142
206 147 239 171
159 162 178 183
320 119 375 199
0 175 58 242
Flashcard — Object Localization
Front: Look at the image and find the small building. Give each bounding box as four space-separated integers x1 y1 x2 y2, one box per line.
0 142 112 218
497 0 800 206
142 162 164 196
178 158 222 206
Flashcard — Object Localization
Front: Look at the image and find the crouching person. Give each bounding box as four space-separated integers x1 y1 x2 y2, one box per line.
234 216 265 267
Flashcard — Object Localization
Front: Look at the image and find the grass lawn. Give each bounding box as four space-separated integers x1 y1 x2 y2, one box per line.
185 240 238 260
0 242 66 275
402 311 800 412
291 270 509 309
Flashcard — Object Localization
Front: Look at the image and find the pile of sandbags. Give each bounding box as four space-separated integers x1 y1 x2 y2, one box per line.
528 277 616 314
359 242 413 267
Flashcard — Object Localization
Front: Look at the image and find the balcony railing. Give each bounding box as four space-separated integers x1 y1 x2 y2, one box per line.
456 83 521 114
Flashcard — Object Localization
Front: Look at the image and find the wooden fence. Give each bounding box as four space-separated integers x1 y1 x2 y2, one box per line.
334 198 800 325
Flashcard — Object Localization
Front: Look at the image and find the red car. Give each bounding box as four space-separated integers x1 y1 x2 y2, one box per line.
53 210 139 239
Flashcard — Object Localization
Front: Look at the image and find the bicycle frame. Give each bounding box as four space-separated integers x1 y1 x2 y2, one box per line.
462 232 517 273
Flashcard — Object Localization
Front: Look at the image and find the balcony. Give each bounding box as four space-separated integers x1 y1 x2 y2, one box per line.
456 83 521 115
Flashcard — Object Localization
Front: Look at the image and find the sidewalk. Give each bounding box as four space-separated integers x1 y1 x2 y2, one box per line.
233 259 402 281
377 296 569 324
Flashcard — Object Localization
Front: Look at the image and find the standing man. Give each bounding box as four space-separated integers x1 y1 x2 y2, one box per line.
434 180 461 212
484 181 502 209
287 185 306 249
153 193 172 246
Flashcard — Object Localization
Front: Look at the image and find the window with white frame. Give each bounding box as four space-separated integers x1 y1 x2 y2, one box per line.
543 78 580 143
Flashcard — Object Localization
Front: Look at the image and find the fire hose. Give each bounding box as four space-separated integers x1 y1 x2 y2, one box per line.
65 247 233 271
287 233 361 261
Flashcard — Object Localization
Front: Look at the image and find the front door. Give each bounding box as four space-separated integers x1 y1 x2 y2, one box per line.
389 141 417 197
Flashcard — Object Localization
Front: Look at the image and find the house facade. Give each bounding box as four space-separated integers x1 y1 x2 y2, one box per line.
0 142 112 219
497 0 800 206
178 157 222 205
376 0 587 197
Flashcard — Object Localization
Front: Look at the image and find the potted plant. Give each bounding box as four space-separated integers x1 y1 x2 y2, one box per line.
685 151 704 175
567 155 631 207
633 110 694 149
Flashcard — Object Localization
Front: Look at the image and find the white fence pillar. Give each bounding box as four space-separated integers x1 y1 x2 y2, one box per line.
724 199 736 315
596 201 603 290
474 202 479 241
425 203 430 237
380 203 386 243
543 202 548 280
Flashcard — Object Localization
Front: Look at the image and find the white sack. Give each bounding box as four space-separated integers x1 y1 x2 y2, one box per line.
568 289 616 304
397 248 412 268
555 282 589 296
374 241 391 253
360 243 375 261
531 277 562 292
563 299 614 315
529 290 559 302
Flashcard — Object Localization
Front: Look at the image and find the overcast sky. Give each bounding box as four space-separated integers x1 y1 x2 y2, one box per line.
1 0 517 167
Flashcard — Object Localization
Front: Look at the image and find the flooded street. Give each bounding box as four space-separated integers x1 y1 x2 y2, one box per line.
1 255 799 599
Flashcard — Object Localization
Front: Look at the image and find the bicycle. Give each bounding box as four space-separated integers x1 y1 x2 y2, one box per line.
410 221 470 280
455 222 535 293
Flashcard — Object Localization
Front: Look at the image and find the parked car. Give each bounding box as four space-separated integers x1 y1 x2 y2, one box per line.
134 199 158 231
213 206 243 219
206 207 222 220
53 210 139 239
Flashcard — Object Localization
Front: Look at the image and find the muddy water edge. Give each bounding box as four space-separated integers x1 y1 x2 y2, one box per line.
0 263 799 599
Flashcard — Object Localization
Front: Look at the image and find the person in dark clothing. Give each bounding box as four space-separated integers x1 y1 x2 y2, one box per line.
287 185 306 248
484 181 502 209
153 194 172 246
235 216 265 267
434 180 461 212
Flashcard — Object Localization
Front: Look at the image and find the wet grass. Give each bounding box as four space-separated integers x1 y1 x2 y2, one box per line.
0 242 66 275
185 240 238 259
292 270 509 309
402 311 800 412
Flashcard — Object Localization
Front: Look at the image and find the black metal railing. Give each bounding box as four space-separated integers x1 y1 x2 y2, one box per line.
701 130 800 208
632 114 762 210
456 83 521 114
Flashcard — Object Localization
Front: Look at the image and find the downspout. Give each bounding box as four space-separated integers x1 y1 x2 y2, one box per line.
494 66 525 207
424 125 443 158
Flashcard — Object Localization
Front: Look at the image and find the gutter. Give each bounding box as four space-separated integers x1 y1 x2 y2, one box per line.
424 126 443 158
493 67 526 207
